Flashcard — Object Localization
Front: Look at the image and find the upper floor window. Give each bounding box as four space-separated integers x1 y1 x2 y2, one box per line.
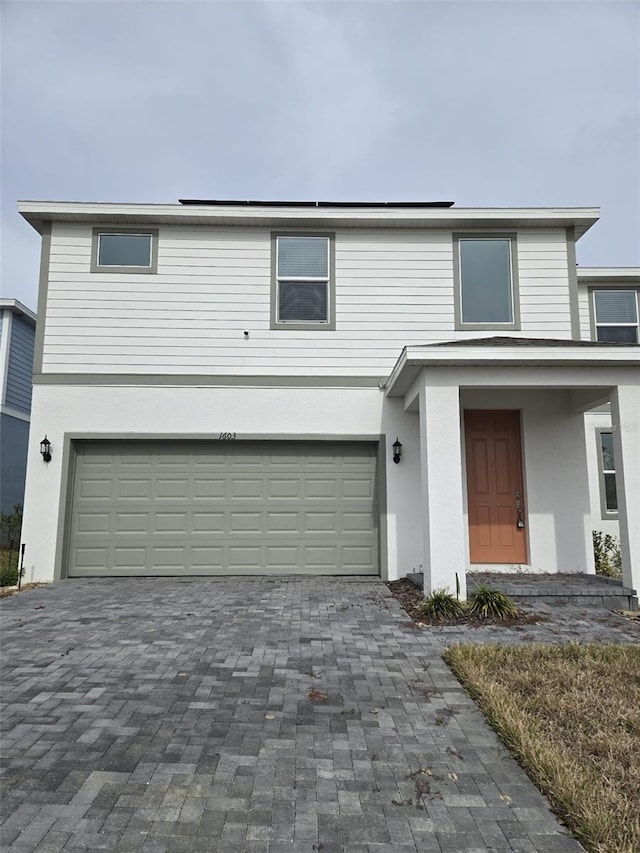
271 234 335 330
454 234 520 330
593 290 638 343
91 228 158 273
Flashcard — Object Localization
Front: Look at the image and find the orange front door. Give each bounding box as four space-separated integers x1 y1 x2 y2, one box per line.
464 410 527 564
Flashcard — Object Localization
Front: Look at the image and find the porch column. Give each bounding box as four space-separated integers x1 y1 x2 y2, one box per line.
610 384 640 595
419 381 467 599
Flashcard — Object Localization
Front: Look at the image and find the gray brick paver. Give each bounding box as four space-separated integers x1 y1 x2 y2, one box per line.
1 579 624 851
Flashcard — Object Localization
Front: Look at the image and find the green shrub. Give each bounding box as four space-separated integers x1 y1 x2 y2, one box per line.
592 531 622 578
418 588 466 621
0 552 19 587
0 505 23 587
467 584 519 620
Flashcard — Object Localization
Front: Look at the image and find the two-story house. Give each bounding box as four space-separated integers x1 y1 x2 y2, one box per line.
16 200 640 598
0 299 36 518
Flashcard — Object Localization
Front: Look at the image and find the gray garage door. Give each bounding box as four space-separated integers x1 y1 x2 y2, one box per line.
67 440 378 577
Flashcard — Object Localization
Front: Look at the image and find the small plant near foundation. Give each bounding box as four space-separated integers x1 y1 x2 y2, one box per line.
0 505 22 587
592 531 622 578
467 584 519 620
417 589 466 622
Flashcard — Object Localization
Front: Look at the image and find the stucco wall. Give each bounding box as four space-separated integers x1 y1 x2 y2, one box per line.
20 384 423 583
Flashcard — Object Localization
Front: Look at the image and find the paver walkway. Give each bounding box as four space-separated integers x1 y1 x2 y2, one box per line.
2 577 636 852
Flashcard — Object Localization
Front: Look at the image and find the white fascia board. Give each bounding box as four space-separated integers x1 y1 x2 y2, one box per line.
577 268 640 283
385 345 640 397
17 200 600 238
0 299 37 324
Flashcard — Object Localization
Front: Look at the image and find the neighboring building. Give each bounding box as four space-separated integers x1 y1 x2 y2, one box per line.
16 200 640 599
578 268 640 540
0 299 36 518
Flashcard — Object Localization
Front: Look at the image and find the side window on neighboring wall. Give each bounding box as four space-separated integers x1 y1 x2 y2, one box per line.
593 290 639 343
597 430 618 517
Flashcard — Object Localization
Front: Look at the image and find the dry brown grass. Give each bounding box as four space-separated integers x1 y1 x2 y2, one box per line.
444 643 640 853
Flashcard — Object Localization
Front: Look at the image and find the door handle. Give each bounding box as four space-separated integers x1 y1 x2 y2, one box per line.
515 491 525 529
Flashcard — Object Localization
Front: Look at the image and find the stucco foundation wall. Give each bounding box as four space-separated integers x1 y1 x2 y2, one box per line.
461 389 594 575
20 385 423 583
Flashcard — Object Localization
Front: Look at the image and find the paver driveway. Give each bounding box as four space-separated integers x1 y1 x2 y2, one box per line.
1 577 585 852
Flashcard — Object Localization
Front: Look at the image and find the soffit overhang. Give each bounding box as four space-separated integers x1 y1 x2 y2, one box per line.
18 200 599 239
385 338 640 397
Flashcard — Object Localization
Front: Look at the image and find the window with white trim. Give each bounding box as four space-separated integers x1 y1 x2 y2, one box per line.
91 228 158 273
593 290 639 343
272 235 334 329
454 235 520 329
598 430 618 515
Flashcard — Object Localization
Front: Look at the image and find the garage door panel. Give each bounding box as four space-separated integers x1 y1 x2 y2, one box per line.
76 512 110 533
154 512 188 533
228 545 262 568
113 547 147 568
305 512 336 531
68 441 378 577
118 479 151 499
192 512 225 532
268 479 301 499
116 513 149 533
231 479 263 499
305 480 336 499
79 479 112 499
267 512 299 531
193 478 226 499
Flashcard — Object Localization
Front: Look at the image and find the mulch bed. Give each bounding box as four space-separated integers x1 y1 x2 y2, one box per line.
0 583 47 599
386 578 547 628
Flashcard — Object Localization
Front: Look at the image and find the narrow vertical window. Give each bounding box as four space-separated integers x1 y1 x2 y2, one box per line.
599 431 617 513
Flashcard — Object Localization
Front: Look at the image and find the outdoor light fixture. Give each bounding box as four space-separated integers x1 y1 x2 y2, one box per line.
40 436 51 463
392 437 403 464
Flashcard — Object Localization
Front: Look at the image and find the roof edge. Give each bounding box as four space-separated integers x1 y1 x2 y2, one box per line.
0 298 37 324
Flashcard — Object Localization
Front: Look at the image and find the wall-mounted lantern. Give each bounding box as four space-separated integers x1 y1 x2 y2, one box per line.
392 437 403 464
40 436 52 463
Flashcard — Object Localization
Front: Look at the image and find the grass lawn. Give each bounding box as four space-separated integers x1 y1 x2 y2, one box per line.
444 643 640 853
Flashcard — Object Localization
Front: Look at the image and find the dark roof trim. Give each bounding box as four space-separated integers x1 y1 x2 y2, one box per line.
178 199 455 209
431 336 638 348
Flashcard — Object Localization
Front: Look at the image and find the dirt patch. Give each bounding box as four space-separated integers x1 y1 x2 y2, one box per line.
386 578 548 628
0 583 47 600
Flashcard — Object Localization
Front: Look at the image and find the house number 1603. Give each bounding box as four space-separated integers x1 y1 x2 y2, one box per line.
218 432 237 440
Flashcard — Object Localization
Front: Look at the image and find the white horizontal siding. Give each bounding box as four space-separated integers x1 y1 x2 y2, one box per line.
42 223 574 374
578 285 592 340
517 230 571 339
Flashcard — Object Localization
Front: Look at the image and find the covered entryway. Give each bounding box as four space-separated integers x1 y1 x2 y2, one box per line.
66 440 379 577
464 410 527 563
385 338 640 599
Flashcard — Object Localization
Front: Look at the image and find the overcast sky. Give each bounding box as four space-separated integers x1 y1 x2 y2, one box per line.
2 0 639 311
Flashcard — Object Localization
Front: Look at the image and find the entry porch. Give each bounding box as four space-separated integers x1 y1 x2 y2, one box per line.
385 339 639 600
